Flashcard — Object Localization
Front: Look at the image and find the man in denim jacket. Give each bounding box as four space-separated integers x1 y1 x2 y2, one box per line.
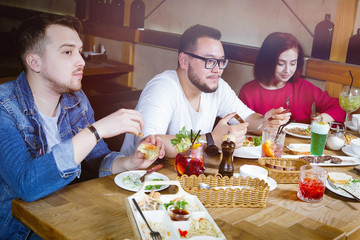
0 14 164 239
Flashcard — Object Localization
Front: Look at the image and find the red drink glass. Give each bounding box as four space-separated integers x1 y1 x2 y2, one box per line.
297 165 328 203
175 145 205 176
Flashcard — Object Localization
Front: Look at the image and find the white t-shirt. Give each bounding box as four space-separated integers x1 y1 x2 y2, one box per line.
120 70 254 156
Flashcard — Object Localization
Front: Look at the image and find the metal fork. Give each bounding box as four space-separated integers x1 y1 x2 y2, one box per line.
256 95 292 130
327 179 360 202
132 198 162 240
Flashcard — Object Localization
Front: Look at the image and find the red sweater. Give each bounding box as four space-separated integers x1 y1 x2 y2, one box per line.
239 78 345 123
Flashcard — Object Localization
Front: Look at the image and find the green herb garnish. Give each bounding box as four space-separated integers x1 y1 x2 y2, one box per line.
145 178 164 190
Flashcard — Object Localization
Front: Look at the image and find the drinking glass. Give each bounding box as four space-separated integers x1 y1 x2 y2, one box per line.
310 122 329 163
339 86 360 131
261 128 286 158
297 165 328 203
174 144 205 176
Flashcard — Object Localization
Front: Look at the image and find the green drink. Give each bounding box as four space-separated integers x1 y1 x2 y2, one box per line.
310 122 329 156
339 94 360 112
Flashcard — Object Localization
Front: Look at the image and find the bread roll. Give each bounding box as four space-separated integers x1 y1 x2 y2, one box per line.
328 172 352 184
137 144 160 161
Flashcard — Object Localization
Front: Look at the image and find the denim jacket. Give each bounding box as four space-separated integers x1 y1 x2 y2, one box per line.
0 72 122 239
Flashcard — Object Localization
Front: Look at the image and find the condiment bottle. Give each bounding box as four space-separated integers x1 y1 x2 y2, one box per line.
218 138 235 177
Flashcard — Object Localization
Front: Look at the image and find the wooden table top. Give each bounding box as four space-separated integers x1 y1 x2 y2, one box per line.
12 135 360 240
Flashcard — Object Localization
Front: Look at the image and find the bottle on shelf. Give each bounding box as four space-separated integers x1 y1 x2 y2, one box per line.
75 0 87 21
130 0 145 29
346 28 360 65
111 0 125 26
218 137 235 178
311 14 334 60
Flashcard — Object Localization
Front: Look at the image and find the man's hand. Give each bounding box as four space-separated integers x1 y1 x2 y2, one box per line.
264 107 291 128
93 108 144 139
212 112 249 148
130 135 165 170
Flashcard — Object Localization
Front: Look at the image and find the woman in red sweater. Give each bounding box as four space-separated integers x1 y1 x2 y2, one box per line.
239 32 345 124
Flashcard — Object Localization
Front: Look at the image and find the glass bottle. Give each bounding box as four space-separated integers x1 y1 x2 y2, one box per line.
218 138 235 177
346 28 360 65
311 14 334 60
130 0 145 29
111 0 125 26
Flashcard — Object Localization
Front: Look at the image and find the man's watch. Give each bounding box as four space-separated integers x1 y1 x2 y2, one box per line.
205 132 219 156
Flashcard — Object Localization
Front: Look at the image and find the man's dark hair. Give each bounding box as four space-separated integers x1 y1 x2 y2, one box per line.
16 14 82 71
178 24 221 53
254 32 304 85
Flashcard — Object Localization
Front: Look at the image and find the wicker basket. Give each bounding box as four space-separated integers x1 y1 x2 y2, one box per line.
258 157 310 183
176 174 270 208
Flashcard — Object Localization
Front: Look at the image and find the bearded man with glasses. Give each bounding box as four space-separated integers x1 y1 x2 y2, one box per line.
121 24 290 158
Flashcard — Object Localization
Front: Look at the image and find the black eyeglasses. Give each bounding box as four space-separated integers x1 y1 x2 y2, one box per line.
183 52 228 69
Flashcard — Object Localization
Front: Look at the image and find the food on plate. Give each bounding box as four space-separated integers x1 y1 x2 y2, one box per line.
299 155 342 164
137 190 162 210
264 162 296 171
144 178 164 190
285 127 311 137
287 144 310 155
343 133 358 145
137 143 160 161
339 179 360 199
328 172 352 184
121 173 164 191
243 136 262 147
122 173 142 190
140 221 171 239
179 217 222 238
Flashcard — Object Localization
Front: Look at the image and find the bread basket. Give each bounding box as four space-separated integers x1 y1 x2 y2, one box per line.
258 157 310 183
176 174 270 208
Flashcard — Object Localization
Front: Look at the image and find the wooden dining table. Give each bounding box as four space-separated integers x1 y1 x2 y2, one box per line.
12 135 360 240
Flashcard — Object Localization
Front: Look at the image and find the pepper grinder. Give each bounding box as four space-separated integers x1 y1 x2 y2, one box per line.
218 137 235 177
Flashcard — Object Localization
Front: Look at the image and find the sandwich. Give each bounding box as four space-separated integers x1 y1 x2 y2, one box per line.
137 144 160 161
328 172 352 184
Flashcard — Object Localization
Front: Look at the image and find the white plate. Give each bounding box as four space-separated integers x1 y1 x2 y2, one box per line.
284 122 311 139
286 143 310 153
342 145 360 158
233 174 277 191
233 146 261 159
326 180 354 199
347 121 358 132
114 171 170 192
282 154 360 166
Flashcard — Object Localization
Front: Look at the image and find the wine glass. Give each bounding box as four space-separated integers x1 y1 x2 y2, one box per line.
339 85 360 132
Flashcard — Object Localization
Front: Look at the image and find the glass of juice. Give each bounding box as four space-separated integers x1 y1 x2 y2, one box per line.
339 86 360 132
175 143 205 176
310 122 329 162
297 165 328 203
261 128 286 158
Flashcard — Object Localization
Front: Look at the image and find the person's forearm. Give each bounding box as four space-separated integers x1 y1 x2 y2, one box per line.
245 113 264 135
156 134 178 158
72 126 98 165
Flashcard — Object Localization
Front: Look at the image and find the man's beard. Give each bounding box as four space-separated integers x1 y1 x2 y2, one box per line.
48 77 82 94
187 65 218 93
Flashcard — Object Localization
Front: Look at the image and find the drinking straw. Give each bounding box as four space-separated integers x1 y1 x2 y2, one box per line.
190 129 193 144
348 70 354 95
192 130 201 146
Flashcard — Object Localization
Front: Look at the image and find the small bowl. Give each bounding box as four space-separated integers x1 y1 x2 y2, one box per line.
167 205 190 221
350 138 360 156
239 165 268 181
